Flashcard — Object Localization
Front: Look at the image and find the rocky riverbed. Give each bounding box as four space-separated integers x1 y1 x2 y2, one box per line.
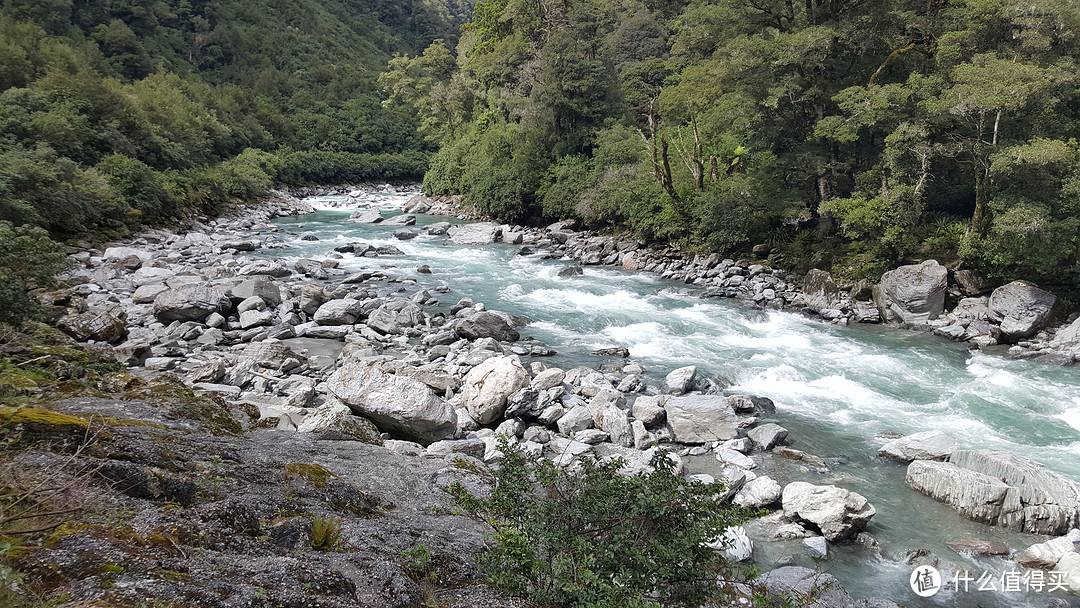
18 187 1080 607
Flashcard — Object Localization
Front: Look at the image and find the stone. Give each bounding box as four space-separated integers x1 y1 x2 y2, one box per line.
447 223 501 245
733 476 782 508
665 365 697 395
988 280 1056 341
366 298 423 334
757 567 899 608
631 420 656 450
239 341 298 371
426 438 486 459
748 423 788 450
456 312 520 342
153 284 231 322
715 449 756 470
781 482 876 542
909 450 1080 535
236 296 265 313
874 260 948 324
802 269 841 314
299 284 330 315
664 394 742 444
530 368 565 391
349 209 383 223
57 311 127 343
381 214 416 226
296 400 382 444
313 299 364 326
132 283 170 304
803 536 828 559
878 430 956 462
1054 552 1080 593
597 406 633 448
229 279 282 307
557 266 583 277
631 396 666 427
708 526 753 562
556 405 594 435
1015 530 1080 569
955 269 994 296
1051 316 1080 351
327 361 456 445
461 356 531 425
238 308 273 329
945 538 1010 557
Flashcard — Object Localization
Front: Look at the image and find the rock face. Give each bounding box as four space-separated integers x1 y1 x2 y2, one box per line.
781 482 876 542
874 260 948 324
756 567 900 608
327 362 456 445
447 223 501 245
664 395 741 444
877 430 955 462
802 269 842 314
906 450 1080 535
153 284 231 322
57 311 127 343
987 280 1056 341
461 356 531 425
456 312 520 342
296 400 382 444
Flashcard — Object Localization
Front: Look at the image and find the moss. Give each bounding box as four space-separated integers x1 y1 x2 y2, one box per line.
0 406 89 429
123 376 242 436
97 372 145 393
284 463 339 489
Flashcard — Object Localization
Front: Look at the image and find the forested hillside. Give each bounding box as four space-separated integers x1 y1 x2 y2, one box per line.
403 0 1080 290
0 0 472 237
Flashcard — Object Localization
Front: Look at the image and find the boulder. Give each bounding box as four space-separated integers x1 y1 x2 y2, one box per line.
530 368 565 391
987 280 1056 341
781 482 876 542
733 476 782 509
945 538 1010 557
238 308 273 329
874 260 948 325
757 567 900 608
597 406 633 448
709 526 753 562
296 400 382 444
556 405 594 435
327 361 456 445
153 284 231 322
907 451 1080 535
229 279 282 308
878 430 955 462
748 423 789 450
57 311 127 343
665 394 742 444
366 298 423 334
461 356 531 425
381 214 416 226
802 269 842 314
456 312 520 342
1051 316 1080 351
447 223 501 245
348 209 383 224
803 536 828 559
664 365 697 395
239 342 298 371
631 396 666 427
313 299 364 326
1055 552 1080 593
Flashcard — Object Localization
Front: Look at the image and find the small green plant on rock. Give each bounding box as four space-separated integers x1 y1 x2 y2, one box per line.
448 438 750 608
309 515 342 551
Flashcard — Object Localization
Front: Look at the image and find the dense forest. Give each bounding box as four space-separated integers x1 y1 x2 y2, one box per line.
0 0 472 237
3 0 1080 292
398 0 1080 291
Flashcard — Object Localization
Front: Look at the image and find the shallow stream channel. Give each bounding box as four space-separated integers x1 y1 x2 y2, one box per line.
267 189 1080 607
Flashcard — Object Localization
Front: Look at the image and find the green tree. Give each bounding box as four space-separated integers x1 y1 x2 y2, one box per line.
0 221 70 325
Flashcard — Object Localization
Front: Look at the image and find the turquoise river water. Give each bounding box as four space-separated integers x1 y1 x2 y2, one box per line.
264 190 1080 607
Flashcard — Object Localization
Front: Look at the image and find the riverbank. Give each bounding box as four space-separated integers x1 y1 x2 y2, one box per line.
12 187 1080 607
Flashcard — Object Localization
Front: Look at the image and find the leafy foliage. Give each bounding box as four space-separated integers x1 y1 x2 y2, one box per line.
449 440 748 608
0 221 70 325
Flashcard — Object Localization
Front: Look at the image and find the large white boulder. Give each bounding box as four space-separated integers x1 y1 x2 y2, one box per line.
988 280 1056 341
462 356 531 425
874 260 948 324
664 394 743 444
878 430 956 462
781 482 876 542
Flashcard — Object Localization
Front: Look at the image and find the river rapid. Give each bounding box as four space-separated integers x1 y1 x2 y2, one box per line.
270 189 1080 607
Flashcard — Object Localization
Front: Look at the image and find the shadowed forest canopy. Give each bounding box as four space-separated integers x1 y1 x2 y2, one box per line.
407 0 1080 292
0 0 474 235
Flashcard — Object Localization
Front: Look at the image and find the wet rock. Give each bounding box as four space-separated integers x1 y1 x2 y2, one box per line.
448 223 500 245
592 346 629 357
349 209 383 223
456 311 520 342
710 525 753 562
908 450 1080 535
988 280 1056 341
874 260 948 324
57 311 127 343
878 430 956 462
665 365 697 395
1015 530 1080 568
461 356 531 425
327 361 456 445
945 538 1010 557
756 567 899 608
665 394 742 444
394 228 418 240
382 214 416 226
557 265 583 277
748 423 788 450
153 284 231 322
803 536 828 559
1054 552 1080 593
781 482 876 542
802 269 842 314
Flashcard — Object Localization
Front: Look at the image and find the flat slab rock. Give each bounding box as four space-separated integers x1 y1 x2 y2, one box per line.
878 430 956 462
906 450 1080 535
663 394 748 444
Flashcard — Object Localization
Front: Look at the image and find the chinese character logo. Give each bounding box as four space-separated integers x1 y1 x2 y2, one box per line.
910 565 942 597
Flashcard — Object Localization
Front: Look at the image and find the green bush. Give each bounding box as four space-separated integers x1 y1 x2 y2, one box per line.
449 440 748 608
0 221 70 325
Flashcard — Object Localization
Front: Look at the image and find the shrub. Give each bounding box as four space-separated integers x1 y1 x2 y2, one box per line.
0 221 70 325
449 440 748 608
309 514 342 551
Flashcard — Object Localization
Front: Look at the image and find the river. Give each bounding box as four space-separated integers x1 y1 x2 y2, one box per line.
265 189 1080 607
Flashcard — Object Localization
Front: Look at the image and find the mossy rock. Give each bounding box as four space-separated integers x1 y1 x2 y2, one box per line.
97 372 145 393
0 405 93 446
123 375 242 436
284 462 339 489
